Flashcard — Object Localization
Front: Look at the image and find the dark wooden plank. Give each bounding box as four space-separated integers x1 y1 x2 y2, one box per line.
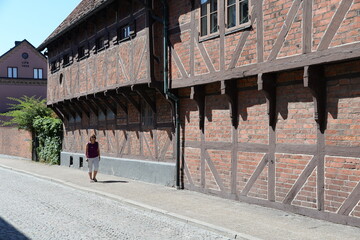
318 0 354 51
338 182 360 215
231 127 238 195
170 43 189 78
201 131 205 188
317 129 325 211
276 143 317 155
204 150 226 192
303 0 312 53
283 156 318 204
256 0 264 62
268 127 276 202
190 9 195 77
219 0 225 70
221 80 238 127
325 146 360 158
171 42 360 89
241 154 268 196
136 90 156 113
183 160 195 186
267 0 302 61
196 40 216 73
258 73 276 129
228 30 251 69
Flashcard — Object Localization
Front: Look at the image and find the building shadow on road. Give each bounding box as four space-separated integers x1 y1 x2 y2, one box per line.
0 217 30 240
98 180 129 184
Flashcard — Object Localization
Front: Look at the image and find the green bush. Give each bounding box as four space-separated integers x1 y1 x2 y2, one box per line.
0 96 52 132
33 117 63 164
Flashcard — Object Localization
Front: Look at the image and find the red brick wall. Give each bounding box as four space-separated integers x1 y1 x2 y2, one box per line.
0 127 32 159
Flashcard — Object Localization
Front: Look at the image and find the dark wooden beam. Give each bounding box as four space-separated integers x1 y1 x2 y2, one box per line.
221 80 238 128
258 73 277 129
101 92 117 115
56 103 69 121
74 99 90 119
63 101 77 119
304 65 326 132
80 96 98 116
118 89 140 112
109 95 128 114
91 94 107 115
69 99 83 118
49 104 65 121
136 90 156 113
190 85 205 131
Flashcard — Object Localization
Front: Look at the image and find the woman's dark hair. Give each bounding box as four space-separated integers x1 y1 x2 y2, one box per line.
89 134 96 141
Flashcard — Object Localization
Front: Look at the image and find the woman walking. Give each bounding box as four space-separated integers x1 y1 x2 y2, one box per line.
85 134 100 182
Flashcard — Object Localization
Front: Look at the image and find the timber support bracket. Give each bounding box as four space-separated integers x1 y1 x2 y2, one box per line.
304 65 326 132
258 73 277 129
221 80 238 128
190 85 205 131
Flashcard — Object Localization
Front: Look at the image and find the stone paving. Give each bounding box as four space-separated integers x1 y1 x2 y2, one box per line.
0 168 228 240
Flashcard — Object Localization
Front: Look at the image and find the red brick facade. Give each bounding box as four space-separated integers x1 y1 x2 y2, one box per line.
40 0 360 226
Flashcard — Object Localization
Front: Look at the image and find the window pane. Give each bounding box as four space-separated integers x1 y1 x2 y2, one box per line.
39 69 43 79
227 5 236 28
201 3 207 16
34 69 38 79
210 13 217 33
201 17 207 36
228 0 235 5
210 0 217 12
240 0 249 24
13 68 17 78
8 68 12 78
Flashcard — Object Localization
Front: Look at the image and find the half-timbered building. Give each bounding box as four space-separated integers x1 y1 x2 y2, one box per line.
40 0 360 227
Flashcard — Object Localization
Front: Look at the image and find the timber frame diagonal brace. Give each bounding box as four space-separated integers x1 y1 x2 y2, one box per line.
221 80 238 128
258 73 277 129
304 65 326 133
190 85 205 131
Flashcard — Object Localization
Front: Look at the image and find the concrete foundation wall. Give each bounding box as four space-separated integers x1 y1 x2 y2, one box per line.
60 152 176 186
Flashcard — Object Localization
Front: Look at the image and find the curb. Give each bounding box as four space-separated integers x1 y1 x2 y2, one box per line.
0 164 261 240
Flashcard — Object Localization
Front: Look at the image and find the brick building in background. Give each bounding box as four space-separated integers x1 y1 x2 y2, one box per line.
0 40 47 159
39 0 360 227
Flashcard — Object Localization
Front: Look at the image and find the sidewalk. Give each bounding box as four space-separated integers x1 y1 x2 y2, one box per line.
0 155 359 240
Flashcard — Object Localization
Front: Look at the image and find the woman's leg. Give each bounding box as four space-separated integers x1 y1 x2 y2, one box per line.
92 157 99 181
88 158 94 180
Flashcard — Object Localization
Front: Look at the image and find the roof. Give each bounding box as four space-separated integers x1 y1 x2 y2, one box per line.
0 39 46 62
38 0 113 50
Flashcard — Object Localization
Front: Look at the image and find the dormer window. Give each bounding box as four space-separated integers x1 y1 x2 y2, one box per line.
63 54 70 67
96 35 109 52
50 60 59 73
117 23 135 42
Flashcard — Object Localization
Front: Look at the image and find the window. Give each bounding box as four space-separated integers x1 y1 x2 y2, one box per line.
7 67 17 78
50 60 59 73
226 0 249 29
33 68 43 79
95 35 109 52
117 23 135 42
78 46 85 60
200 0 218 37
63 54 70 66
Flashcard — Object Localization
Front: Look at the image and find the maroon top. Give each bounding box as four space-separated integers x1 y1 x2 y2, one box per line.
87 142 99 158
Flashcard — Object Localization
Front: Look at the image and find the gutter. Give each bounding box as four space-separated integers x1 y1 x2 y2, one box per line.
161 0 181 189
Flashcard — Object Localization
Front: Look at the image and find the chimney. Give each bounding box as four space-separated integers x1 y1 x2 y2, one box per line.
15 41 22 46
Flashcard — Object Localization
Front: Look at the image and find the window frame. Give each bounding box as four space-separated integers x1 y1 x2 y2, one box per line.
7 67 18 78
199 0 219 40
225 0 251 34
95 34 109 53
33 68 43 79
117 22 136 43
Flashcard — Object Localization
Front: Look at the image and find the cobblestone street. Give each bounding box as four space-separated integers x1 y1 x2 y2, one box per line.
0 168 228 240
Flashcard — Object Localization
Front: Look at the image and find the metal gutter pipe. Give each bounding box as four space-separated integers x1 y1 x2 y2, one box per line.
162 0 181 189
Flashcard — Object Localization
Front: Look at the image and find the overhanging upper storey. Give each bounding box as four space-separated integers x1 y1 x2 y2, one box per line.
40 0 162 105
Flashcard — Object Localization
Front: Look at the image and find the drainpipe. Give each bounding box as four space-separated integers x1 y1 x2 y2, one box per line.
162 0 181 189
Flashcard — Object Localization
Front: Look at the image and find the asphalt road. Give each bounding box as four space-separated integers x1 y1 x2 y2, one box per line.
0 167 228 240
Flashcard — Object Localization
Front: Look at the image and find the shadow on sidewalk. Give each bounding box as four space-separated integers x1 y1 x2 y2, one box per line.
0 217 30 239
98 180 129 184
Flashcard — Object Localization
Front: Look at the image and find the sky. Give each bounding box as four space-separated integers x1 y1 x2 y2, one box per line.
0 0 82 56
